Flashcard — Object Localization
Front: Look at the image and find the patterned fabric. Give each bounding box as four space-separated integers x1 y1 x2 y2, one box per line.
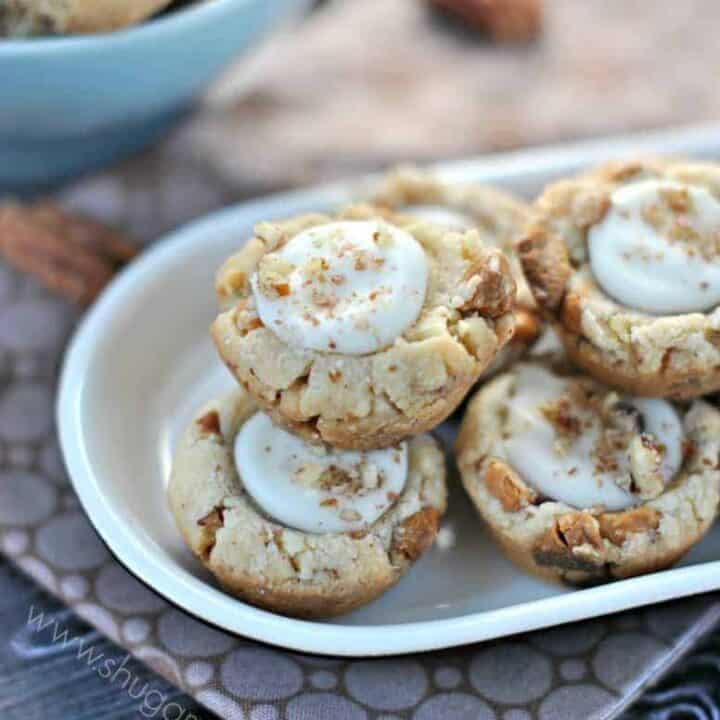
1 248 720 720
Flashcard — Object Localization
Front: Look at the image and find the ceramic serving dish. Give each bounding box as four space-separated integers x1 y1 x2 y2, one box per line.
58 125 720 657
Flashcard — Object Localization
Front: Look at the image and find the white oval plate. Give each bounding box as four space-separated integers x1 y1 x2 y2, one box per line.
58 125 720 657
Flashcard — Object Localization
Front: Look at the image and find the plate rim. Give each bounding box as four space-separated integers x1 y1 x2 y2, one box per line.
58 124 720 657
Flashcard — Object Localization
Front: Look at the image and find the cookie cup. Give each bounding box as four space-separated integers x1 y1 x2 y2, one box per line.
212 204 516 449
168 389 447 618
374 167 542 374
456 370 720 584
517 159 720 399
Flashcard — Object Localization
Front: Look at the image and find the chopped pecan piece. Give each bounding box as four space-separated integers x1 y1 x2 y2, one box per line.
516 227 571 310
461 248 516 317
561 292 584 335
598 507 660 546
0 201 137 305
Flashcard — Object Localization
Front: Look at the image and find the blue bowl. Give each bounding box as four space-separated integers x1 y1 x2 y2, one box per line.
0 0 310 195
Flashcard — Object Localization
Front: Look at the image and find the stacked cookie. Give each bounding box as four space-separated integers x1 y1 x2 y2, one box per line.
457 159 720 583
169 192 524 617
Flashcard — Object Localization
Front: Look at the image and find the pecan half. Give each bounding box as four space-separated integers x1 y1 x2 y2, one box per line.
430 0 542 43
0 201 137 305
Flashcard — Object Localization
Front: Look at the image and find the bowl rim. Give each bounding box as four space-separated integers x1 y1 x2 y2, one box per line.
0 0 263 55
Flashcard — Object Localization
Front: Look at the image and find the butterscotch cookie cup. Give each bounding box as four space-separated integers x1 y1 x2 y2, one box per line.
456 361 720 584
168 390 447 619
212 204 516 450
374 167 542 375
518 159 720 399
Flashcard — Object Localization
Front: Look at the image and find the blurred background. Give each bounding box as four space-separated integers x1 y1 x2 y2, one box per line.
56 0 720 240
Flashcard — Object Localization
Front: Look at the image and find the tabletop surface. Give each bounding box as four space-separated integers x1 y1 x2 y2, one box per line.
1 557 719 720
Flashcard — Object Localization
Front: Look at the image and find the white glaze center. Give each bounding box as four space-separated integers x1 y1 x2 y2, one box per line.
588 179 720 314
235 412 408 534
251 220 428 355
501 365 683 511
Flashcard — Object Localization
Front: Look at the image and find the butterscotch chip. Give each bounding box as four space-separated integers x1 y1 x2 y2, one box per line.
484 459 534 512
598 507 660 546
169 391 447 619
393 507 441 561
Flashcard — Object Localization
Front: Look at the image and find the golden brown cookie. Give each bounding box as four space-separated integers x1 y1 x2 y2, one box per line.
456 360 720 584
373 167 542 377
212 204 517 449
518 159 720 399
168 390 447 618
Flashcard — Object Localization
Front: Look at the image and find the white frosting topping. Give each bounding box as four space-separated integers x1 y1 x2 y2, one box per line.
500 365 684 511
403 204 475 230
234 412 408 534
251 220 427 355
588 179 720 314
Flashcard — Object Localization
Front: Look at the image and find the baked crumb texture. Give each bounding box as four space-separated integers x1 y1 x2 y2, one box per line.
456 364 720 584
168 390 447 618
373 167 542 376
517 159 720 399
212 203 517 449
